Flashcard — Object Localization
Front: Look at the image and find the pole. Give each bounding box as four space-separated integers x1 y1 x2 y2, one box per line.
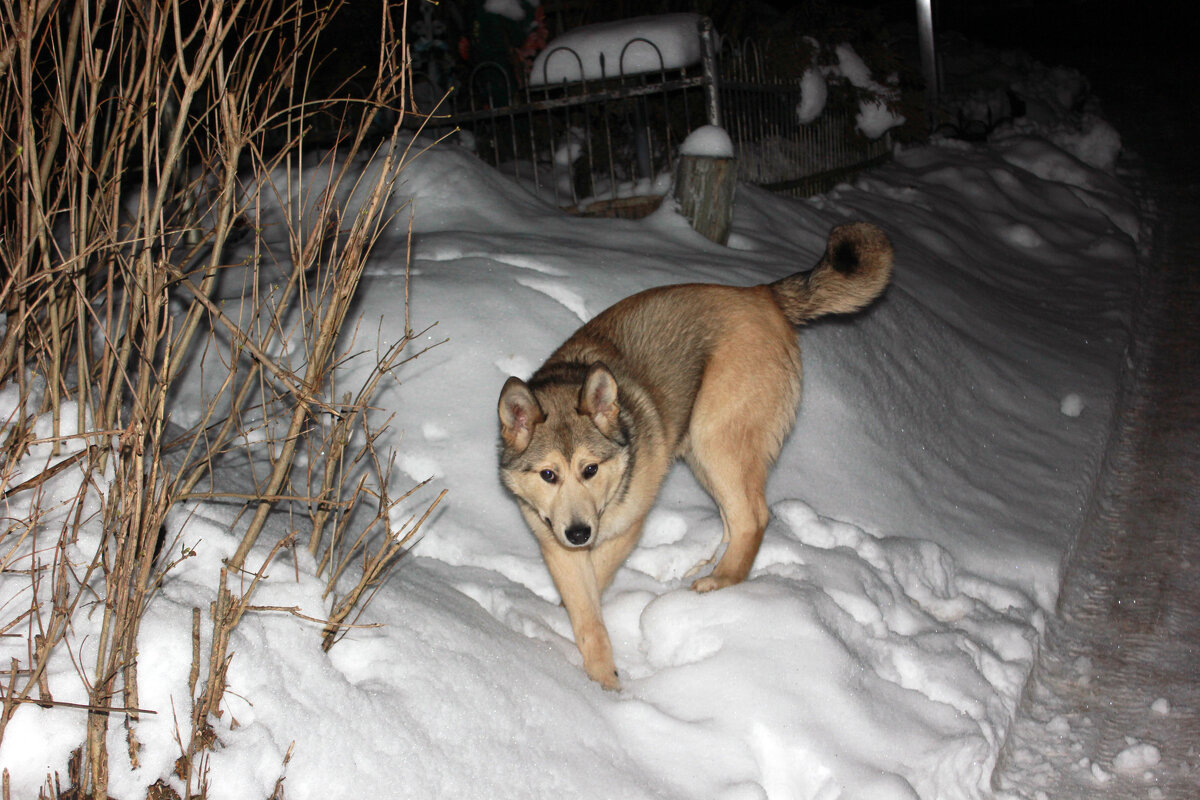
916 0 938 128
699 16 720 126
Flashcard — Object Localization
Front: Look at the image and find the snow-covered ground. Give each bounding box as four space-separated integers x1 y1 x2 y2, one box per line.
0 50 1145 800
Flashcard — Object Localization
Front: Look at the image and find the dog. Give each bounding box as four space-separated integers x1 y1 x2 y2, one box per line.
497 223 893 689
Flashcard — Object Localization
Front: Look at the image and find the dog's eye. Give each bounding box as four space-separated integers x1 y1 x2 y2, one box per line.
581 463 598 479
539 469 557 484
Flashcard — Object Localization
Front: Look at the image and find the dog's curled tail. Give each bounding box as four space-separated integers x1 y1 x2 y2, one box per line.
768 222 893 325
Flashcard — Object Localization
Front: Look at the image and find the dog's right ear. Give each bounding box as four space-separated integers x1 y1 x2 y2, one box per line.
498 377 544 452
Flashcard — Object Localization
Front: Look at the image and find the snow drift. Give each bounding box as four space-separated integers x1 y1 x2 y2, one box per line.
1 102 1141 800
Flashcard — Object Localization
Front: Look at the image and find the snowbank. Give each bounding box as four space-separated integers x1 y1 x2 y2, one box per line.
938 36 1124 171
1 84 1141 798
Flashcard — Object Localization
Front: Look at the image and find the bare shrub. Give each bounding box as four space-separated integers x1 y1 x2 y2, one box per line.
0 0 437 796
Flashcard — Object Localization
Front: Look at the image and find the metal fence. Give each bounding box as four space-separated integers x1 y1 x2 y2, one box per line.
421 18 891 216
719 38 893 198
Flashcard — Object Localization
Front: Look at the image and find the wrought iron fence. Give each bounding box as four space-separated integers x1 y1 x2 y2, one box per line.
719 38 893 198
418 17 891 216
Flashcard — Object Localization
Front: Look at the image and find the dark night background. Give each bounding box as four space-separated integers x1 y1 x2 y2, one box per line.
318 0 1195 154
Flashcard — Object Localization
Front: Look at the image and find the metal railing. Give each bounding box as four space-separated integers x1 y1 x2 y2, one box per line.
720 38 893 198
419 18 891 214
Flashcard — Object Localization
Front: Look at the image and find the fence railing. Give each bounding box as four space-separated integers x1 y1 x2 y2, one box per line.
419 17 891 216
719 38 893 198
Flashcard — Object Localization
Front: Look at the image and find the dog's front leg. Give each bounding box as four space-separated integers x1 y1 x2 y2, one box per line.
540 540 620 690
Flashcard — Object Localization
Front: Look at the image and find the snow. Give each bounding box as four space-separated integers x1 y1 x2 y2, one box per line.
529 13 703 85
1113 742 1162 773
1060 393 1085 417
0 43 1151 800
679 125 734 158
856 98 906 140
937 38 1123 172
484 0 534 23
795 67 828 125
800 42 905 139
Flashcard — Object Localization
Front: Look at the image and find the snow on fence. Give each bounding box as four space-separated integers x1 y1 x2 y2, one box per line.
719 38 893 198
424 15 891 216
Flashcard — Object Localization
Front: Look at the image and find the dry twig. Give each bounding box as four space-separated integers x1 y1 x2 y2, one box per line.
1 0 438 796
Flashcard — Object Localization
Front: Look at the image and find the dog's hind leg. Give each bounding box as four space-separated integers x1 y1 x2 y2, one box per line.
687 452 771 593
684 312 800 593
540 540 621 690
685 397 775 593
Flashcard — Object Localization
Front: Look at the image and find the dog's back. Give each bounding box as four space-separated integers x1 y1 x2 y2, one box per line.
539 222 894 450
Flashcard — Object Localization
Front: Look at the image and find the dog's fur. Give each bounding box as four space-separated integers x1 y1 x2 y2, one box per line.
498 223 893 689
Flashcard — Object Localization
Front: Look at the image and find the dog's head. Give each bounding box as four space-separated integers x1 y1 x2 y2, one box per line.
498 363 630 549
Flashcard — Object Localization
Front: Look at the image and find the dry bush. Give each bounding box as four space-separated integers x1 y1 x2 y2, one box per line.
0 0 439 796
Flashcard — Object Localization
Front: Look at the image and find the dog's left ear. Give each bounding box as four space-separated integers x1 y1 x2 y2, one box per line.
499 377 544 452
579 363 620 437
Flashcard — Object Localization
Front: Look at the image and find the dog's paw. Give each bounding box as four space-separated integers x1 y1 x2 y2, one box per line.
691 574 738 593
589 666 621 691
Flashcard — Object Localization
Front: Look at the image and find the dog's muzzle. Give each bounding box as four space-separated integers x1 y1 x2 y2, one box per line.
564 523 592 547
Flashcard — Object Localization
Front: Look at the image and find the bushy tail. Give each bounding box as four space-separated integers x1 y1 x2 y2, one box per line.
768 222 894 325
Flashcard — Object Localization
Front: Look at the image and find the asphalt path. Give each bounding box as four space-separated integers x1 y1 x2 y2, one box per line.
986 4 1200 796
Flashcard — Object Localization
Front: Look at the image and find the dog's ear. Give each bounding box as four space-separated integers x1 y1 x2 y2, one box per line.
498 377 544 452
579 363 620 437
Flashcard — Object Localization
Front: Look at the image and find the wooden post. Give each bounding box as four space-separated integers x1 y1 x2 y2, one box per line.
674 125 736 245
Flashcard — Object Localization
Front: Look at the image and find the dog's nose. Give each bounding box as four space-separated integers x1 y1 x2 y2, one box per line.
564 523 591 546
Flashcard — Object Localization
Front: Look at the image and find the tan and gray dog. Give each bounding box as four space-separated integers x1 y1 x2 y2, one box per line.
498 223 893 689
